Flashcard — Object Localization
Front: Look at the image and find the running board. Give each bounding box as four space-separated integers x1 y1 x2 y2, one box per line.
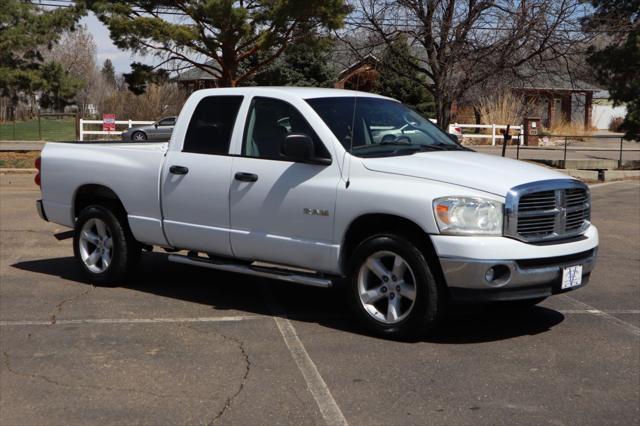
168 254 333 288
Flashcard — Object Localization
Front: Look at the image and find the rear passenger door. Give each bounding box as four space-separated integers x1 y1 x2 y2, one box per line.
161 96 243 255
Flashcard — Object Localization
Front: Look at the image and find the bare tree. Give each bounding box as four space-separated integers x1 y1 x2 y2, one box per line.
43 26 98 114
349 0 592 128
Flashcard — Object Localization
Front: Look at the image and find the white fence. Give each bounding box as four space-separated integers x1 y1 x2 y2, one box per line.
79 119 155 141
448 123 524 145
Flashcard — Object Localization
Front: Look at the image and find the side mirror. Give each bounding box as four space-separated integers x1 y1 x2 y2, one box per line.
281 133 314 161
154 123 159 128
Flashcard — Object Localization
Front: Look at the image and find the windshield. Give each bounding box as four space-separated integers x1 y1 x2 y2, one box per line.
306 97 462 157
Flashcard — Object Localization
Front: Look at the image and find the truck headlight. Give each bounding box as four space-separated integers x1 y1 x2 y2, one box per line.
433 197 503 235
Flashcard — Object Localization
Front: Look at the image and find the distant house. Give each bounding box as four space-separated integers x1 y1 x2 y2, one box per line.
335 54 380 92
334 56 600 129
175 61 219 91
510 74 600 130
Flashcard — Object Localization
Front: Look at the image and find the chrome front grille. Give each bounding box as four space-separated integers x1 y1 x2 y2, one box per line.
505 180 591 243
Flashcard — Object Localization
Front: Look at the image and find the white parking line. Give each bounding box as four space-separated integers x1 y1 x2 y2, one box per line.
273 316 348 426
0 315 265 326
562 296 640 337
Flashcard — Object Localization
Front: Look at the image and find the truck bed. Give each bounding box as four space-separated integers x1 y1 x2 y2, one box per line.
40 141 169 246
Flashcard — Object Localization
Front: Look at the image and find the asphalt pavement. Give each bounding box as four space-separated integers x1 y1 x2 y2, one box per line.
1 175 638 425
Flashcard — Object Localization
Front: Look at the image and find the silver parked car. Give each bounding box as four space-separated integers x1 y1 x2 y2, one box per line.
121 116 176 141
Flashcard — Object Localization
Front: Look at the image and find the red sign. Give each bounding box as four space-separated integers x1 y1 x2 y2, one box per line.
102 114 116 132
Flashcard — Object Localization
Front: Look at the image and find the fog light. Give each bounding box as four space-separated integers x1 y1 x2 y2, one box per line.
485 267 495 282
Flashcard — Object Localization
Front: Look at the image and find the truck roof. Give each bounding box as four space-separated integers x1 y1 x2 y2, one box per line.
191 86 394 100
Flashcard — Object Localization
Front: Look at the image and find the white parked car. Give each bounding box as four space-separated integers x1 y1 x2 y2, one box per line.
35 87 598 338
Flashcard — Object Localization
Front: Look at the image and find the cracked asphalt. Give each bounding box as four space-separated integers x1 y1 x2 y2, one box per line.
1 174 639 425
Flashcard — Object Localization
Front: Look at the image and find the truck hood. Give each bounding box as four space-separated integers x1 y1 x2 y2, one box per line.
362 151 571 196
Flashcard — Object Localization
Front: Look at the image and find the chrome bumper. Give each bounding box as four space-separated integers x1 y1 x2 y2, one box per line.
36 199 48 221
441 248 598 302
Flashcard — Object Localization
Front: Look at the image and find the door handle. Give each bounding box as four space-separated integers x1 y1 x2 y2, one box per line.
169 165 189 175
234 172 258 182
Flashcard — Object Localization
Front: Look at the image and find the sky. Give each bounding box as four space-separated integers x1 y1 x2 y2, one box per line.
80 12 152 74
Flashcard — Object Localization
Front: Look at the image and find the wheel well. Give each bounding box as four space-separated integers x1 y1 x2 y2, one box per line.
74 184 127 220
340 214 446 287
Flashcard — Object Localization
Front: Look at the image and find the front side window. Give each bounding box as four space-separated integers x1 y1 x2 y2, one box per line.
306 97 462 157
183 96 243 155
242 97 330 160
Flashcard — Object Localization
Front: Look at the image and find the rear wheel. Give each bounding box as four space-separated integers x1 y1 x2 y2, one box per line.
73 204 141 285
348 234 445 339
131 131 147 141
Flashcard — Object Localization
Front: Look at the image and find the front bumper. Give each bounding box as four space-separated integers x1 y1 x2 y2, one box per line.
433 225 599 302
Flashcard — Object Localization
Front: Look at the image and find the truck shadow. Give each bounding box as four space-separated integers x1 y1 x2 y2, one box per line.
12 252 565 344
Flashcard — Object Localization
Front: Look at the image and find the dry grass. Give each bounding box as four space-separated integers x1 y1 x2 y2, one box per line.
100 83 188 121
543 117 592 136
0 151 40 168
477 91 525 127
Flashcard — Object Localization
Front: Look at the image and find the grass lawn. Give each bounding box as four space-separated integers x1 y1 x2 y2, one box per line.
0 118 75 141
0 151 40 168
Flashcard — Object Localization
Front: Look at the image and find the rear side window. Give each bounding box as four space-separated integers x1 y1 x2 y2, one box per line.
183 96 243 155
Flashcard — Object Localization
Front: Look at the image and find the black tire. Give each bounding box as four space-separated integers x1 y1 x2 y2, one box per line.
347 234 445 339
131 131 147 141
73 204 141 285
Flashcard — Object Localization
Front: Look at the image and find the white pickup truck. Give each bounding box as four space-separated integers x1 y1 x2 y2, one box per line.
36 87 598 337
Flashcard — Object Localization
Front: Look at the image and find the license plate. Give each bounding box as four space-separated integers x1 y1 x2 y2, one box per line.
561 265 583 289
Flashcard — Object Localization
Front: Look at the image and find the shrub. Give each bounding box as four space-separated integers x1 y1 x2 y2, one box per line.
609 116 624 132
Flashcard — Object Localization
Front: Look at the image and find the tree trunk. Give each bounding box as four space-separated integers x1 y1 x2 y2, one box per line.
436 95 453 130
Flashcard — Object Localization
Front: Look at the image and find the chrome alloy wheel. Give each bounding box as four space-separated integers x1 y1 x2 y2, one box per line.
357 250 417 324
132 132 146 140
79 218 113 273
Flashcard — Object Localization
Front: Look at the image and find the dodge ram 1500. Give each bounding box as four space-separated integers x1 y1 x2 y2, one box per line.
36 87 598 337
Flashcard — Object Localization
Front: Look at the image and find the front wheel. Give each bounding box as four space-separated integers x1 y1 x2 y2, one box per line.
73 205 141 285
348 235 445 339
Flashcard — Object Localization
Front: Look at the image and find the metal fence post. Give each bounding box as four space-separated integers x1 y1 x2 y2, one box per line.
563 136 568 165
619 137 624 169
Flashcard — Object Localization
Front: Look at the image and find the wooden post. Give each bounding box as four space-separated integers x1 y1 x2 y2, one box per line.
584 91 593 131
75 112 80 141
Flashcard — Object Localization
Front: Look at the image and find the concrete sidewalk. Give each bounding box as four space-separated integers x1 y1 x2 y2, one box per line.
0 141 46 151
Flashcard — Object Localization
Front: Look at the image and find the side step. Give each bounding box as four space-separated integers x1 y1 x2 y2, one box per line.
168 254 333 288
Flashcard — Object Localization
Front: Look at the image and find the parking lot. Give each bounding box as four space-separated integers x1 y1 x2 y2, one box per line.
1 174 638 425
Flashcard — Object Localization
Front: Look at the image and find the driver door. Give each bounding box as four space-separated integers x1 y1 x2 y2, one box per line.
228 97 341 273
